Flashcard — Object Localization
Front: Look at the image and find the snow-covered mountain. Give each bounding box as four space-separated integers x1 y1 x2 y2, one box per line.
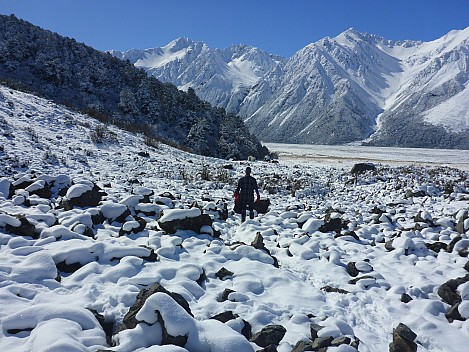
112 28 469 148
110 38 284 114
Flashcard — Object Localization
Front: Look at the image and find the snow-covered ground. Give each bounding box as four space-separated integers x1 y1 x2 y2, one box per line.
1 85 469 352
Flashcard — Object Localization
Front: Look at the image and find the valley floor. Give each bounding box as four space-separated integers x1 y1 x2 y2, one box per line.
265 143 469 171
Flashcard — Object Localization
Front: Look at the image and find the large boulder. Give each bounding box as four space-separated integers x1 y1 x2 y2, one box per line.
351 163 376 174
250 324 286 348
116 282 192 333
389 323 417 352
438 274 469 306
61 183 106 210
158 208 212 234
25 180 52 199
4 216 37 238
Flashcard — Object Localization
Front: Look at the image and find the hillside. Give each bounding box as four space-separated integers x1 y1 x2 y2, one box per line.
1 83 469 351
114 28 469 149
0 14 265 160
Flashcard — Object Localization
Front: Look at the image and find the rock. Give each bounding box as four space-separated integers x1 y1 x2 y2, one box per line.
331 336 351 347
394 323 417 343
12 176 33 191
425 242 448 253
61 184 105 209
116 282 192 333
414 211 433 224
456 210 468 234
241 319 252 340
0 178 14 198
87 309 114 345
56 260 83 273
25 180 52 199
389 323 417 352
446 302 464 322
319 217 343 233
216 200 229 220
89 210 105 225
216 267 234 280
346 262 360 277
310 323 324 340
221 288 236 301
321 285 349 294
291 341 315 352
251 232 265 249
312 336 334 349
351 163 376 174
140 246 159 262
385 240 395 251
5 216 37 238
348 275 375 285
319 209 346 233
447 236 462 253
137 151 149 157
210 311 237 323
438 274 469 305
250 324 286 348
160 191 175 200
401 293 413 303
158 212 213 235
119 217 146 236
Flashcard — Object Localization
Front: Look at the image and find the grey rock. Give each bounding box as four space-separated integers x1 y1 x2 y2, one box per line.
250 324 286 347
158 213 212 234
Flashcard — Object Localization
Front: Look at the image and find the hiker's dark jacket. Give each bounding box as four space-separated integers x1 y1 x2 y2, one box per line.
236 175 259 203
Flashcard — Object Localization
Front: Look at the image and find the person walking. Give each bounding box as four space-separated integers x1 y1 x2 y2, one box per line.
234 167 260 222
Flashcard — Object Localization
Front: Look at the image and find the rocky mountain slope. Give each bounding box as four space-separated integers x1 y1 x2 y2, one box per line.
1 83 469 352
114 28 469 148
0 14 265 160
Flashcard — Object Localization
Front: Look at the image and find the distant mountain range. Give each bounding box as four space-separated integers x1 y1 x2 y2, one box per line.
0 14 265 160
111 27 469 149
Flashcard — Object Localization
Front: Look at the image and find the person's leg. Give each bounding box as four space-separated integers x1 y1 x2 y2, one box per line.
248 202 255 219
241 202 247 222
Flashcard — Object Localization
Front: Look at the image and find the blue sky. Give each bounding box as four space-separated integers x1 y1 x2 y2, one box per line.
1 0 468 57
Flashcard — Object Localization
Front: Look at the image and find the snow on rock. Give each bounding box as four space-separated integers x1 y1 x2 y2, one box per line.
65 184 92 200
160 208 202 223
131 292 254 352
1 304 106 351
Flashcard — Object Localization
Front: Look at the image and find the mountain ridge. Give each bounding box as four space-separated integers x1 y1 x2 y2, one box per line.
0 14 266 160
112 27 469 149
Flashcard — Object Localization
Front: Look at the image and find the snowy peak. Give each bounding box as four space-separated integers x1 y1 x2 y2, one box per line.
110 39 284 114
113 27 469 149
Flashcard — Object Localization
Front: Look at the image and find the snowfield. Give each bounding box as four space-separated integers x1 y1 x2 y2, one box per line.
1 84 469 352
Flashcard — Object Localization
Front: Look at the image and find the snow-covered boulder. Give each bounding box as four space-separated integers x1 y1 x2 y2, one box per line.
158 208 212 234
61 183 105 209
115 291 253 351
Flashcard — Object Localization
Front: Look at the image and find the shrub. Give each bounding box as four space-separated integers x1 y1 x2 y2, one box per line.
144 135 159 149
89 124 117 144
200 164 211 181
